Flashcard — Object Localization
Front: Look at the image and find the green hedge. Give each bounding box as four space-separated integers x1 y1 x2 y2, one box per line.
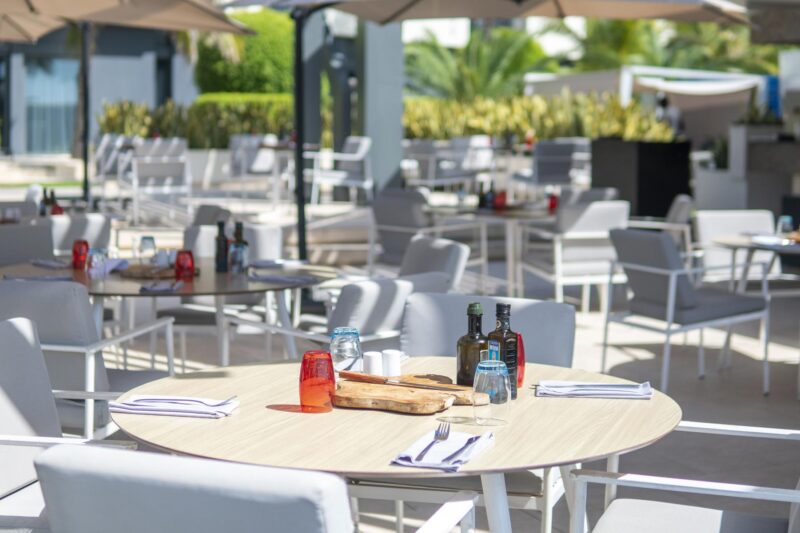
98 90 673 149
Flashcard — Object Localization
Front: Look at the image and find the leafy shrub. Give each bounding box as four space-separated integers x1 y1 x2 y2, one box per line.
187 93 294 148
96 101 151 138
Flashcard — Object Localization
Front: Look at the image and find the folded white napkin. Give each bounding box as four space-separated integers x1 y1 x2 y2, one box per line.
4 275 73 282
393 430 494 472
31 259 70 269
109 395 239 419
250 259 308 269
248 273 320 285
535 380 652 399
751 235 790 246
89 258 129 277
139 280 184 294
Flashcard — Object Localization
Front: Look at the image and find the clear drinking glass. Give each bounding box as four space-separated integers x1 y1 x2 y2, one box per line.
777 215 794 235
473 360 511 426
86 248 108 277
138 236 157 263
330 327 363 372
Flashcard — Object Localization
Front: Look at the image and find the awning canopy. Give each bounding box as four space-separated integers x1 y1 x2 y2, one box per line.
634 77 761 96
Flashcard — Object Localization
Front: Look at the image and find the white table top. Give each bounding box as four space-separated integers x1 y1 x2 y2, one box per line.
113 357 681 478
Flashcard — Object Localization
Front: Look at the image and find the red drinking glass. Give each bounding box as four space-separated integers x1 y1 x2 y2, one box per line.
493 191 508 211
71 239 89 270
547 193 559 215
299 350 335 413
174 250 195 281
516 333 526 388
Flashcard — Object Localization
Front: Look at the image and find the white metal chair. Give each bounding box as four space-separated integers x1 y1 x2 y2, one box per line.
628 193 694 256
191 204 232 226
569 421 800 533
604 229 770 394
305 136 374 204
403 139 478 190
227 272 452 358
36 213 114 256
517 200 630 311
36 444 477 533
0 224 54 267
0 281 175 438
355 293 576 533
512 138 591 193
0 318 132 532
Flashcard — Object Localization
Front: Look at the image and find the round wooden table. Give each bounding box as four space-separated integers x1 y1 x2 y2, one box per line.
0 258 337 363
113 356 681 532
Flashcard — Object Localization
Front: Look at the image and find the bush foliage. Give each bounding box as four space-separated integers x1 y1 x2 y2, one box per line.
98 90 673 148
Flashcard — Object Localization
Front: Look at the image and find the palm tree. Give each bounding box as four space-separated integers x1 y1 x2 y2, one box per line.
405 28 558 101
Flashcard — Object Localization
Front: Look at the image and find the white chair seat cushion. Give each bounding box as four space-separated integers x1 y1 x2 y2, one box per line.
630 288 766 325
594 499 788 533
0 482 47 531
57 370 167 431
522 250 615 277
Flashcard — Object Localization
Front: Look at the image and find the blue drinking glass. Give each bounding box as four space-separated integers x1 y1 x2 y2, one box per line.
473 360 511 426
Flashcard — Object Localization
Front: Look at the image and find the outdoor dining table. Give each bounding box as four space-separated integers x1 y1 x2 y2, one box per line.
112 356 682 533
713 234 800 293
0 258 337 363
428 205 555 297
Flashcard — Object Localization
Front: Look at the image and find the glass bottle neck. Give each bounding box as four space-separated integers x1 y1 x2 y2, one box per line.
468 314 483 334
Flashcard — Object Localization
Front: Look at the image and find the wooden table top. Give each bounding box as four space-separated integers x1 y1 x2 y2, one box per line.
714 235 800 255
113 357 682 478
0 258 337 298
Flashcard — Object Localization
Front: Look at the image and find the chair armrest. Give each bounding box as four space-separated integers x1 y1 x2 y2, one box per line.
304 150 364 163
416 491 478 533
42 317 174 354
571 469 800 504
617 260 768 278
627 220 690 232
226 317 330 343
520 225 556 241
52 390 123 401
676 421 800 441
0 435 136 449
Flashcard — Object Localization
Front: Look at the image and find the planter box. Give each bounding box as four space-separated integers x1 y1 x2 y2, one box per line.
591 138 691 218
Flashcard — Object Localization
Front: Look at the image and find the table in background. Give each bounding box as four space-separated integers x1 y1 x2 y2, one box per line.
113 356 681 532
713 235 800 294
0 258 337 363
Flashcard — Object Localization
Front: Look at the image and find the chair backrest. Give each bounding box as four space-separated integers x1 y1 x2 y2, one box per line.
457 135 493 171
338 136 371 176
44 214 112 253
0 318 62 500
35 445 354 533
372 188 431 265
184 224 282 262
192 205 232 226
0 224 54 266
398 235 470 290
557 200 629 234
0 282 109 392
329 272 451 336
230 134 278 176
401 293 576 368
610 229 697 310
404 139 438 182
533 138 590 185
694 210 781 278
0 200 38 219
665 194 694 225
561 187 619 206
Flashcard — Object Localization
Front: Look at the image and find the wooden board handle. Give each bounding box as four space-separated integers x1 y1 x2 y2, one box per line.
338 371 387 385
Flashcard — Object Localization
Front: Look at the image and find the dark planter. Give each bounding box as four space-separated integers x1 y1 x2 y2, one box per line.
591 138 691 218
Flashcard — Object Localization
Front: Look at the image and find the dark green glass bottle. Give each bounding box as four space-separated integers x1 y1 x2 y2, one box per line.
488 303 518 399
457 303 489 386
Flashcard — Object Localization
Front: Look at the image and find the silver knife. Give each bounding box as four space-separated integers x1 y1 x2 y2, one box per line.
442 435 481 463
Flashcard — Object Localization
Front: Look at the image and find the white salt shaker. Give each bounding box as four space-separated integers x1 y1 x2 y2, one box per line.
381 349 403 377
363 351 383 376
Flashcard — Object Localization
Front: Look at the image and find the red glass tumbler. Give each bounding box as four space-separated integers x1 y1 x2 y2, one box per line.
299 350 335 413
72 239 89 270
547 193 559 215
174 250 195 281
516 332 526 389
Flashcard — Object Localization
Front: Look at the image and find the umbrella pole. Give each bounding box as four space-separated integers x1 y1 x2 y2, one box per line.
81 22 91 205
292 8 309 261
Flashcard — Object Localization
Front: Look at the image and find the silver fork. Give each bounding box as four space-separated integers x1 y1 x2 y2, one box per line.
415 421 450 462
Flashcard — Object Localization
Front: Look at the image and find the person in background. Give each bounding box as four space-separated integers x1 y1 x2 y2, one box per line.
655 92 685 136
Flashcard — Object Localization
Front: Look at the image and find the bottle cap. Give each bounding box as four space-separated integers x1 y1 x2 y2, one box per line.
496 303 511 316
467 302 483 315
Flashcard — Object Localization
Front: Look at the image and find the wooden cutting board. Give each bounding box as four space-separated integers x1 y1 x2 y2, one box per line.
334 381 456 415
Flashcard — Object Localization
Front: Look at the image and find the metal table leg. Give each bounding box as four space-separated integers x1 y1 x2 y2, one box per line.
215 295 229 367
505 219 516 297
277 289 298 360
480 473 512 533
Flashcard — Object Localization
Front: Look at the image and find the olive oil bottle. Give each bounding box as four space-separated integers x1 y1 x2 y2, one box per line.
456 303 489 386
487 303 518 399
